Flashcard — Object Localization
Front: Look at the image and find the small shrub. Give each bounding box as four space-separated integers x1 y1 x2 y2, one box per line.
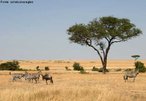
92 66 99 71
114 68 122 72
45 66 49 71
73 62 84 71
124 68 133 72
17 68 23 71
65 66 68 70
80 69 88 74
15 68 28 71
28 69 33 71
36 66 40 71
135 61 146 72
65 66 71 71
98 67 109 72
80 66 84 71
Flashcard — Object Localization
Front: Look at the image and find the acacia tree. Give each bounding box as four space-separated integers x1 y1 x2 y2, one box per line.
131 55 140 61
67 16 142 73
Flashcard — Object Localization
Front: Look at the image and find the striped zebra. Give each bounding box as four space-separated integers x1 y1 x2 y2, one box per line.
123 69 139 82
41 73 53 85
24 71 42 83
10 72 25 81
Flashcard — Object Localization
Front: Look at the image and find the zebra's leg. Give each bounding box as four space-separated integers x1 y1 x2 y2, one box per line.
126 77 128 82
37 77 40 83
123 76 127 82
38 76 40 81
123 76 126 82
18 77 22 81
133 77 135 82
31 79 34 83
34 79 37 84
28 78 33 83
12 77 15 82
50 77 53 84
28 78 31 82
46 80 48 85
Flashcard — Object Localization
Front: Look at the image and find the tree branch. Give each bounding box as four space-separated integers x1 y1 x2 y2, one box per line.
111 40 124 44
86 40 104 64
105 37 110 42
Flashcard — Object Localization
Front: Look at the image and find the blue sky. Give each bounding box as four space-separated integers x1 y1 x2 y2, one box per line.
0 0 146 60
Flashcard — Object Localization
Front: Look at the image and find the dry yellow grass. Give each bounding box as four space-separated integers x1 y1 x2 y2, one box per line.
0 60 146 101
0 72 146 101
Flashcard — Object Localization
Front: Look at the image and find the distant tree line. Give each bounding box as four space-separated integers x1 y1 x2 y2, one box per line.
0 60 20 70
0 60 51 71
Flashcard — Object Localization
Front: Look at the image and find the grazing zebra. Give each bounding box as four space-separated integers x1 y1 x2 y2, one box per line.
24 71 42 83
123 69 139 82
41 73 53 85
10 73 25 81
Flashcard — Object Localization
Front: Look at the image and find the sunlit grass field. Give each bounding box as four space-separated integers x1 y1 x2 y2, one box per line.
0 60 146 101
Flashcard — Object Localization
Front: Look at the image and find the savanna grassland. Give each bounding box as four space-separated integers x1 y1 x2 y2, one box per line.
0 60 146 101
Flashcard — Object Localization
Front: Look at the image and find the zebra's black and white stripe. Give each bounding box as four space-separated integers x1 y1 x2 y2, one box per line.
10 73 25 81
24 71 42 83
123 69 139 82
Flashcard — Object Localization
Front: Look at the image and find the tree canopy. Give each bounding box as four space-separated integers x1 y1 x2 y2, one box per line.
67 16 142 73
131 55 140 61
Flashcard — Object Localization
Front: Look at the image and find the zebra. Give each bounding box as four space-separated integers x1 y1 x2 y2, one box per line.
24 71 42 83
41 73 53 85
123 69 139 82
10 72 25 81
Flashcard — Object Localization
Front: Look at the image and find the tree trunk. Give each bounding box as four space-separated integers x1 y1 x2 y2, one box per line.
86 40 110 74
101 41 111 74
102 59 107 74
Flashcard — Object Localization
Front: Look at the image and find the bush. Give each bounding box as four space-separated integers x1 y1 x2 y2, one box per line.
114 68 122 72
92 66 99 71
36 66 40 71
124 68 133 72
65 66 71 71
98 67 109 72
135 61 146 72
45 66 49 71
73 62 84 71
0 60 20 70
80 69 88 74
65 66 68 70
17 68 28 71
92 66 109 72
